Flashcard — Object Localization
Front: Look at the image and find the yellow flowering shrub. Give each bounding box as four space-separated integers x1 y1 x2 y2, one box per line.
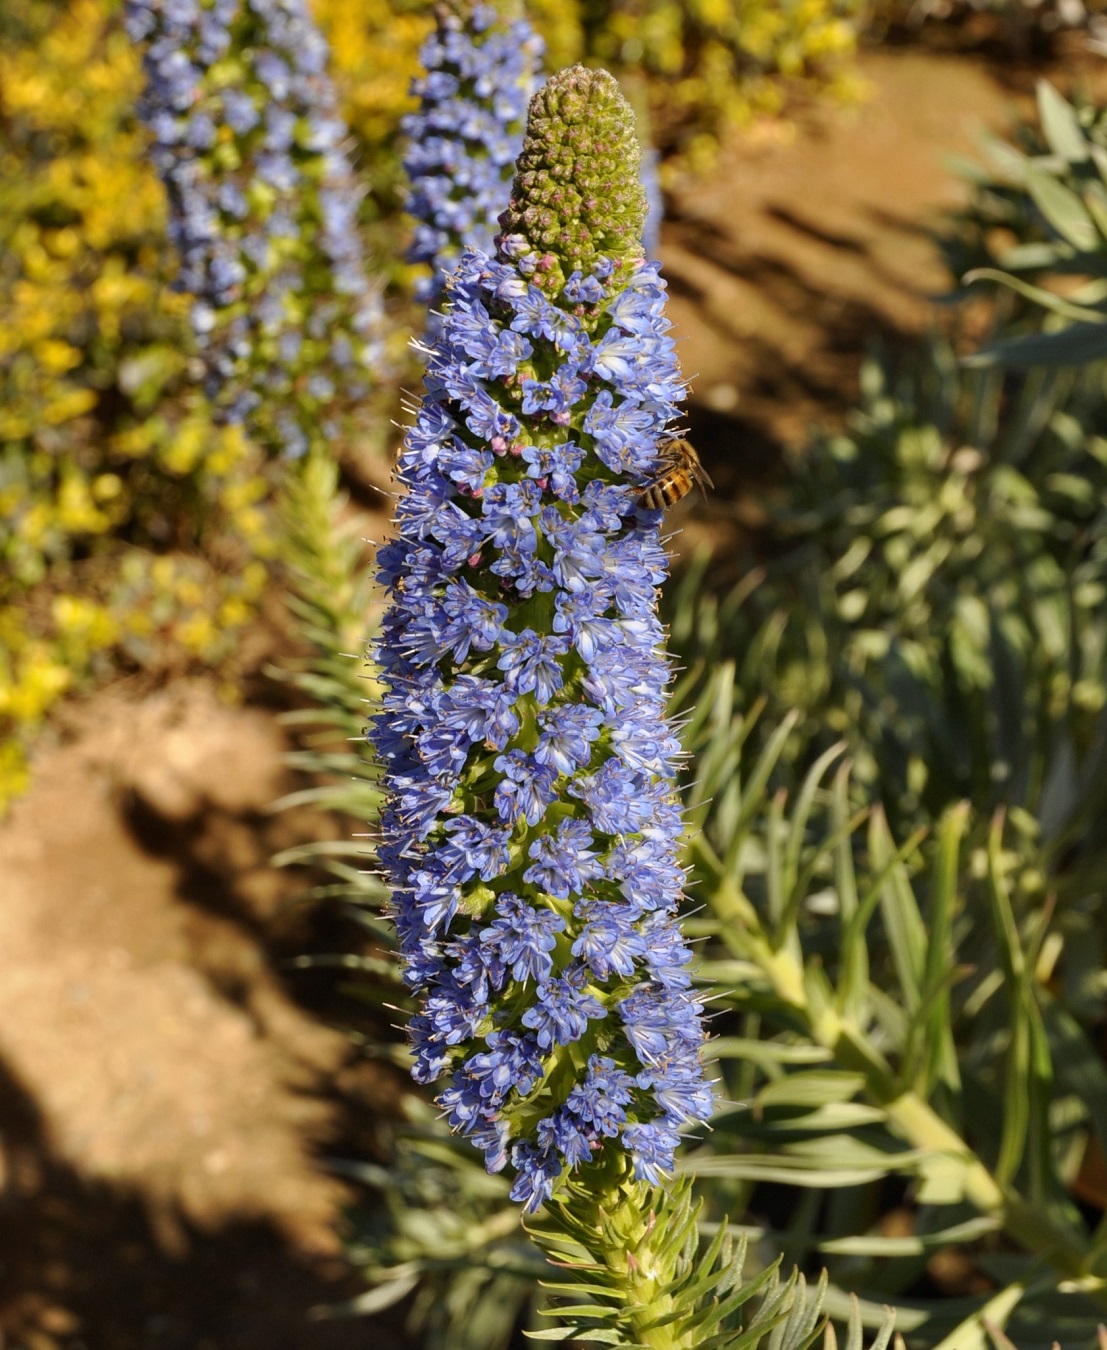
0 0 275 811
581 0 865 171
314 0 864 199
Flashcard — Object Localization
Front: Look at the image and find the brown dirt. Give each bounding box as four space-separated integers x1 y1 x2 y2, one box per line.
0 682 413 1349
669 49 1010 434
0 40 1064 1350
663 44 1043 558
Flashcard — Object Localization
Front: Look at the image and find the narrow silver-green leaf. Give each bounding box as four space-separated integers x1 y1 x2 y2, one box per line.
1026 164 1100 251
1036 81 1090 163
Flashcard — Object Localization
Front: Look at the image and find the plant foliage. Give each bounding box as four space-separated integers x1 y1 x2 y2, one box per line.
668 344 1107 868
962 80 1107 367
0 0 868 810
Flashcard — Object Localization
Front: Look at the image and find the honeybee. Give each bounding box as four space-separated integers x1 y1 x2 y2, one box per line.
638 437 714 511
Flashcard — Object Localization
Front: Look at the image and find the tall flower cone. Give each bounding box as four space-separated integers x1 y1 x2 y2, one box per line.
403 0 543 321
373 67 712 1225
125 0 384 457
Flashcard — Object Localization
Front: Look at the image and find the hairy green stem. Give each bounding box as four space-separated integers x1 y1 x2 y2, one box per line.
594 1183 684 1348
527 1152 718 1347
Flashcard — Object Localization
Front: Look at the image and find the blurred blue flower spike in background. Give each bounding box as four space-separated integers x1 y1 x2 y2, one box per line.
403 0 544 327
125 0 385 457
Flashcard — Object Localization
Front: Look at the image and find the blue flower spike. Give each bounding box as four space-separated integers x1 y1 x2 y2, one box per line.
403 0 543 322
374 65 713 1215
125 0 384 457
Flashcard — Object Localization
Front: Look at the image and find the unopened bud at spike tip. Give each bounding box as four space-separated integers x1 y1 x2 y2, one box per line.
499 66 647 297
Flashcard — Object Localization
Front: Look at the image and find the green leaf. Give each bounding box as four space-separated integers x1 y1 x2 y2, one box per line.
541 1304 618 1318
754 1071 867 1110
715 1101 887 1134
927 1281 1025 1350
1025 164 1100 251
995 240 1075 270
837 821 927 1025
835 1293 893 1350
963 268 1107 325
984 817 1032 1189
721 710 802 875
768 1271 828 1350
820 1291 928 1334
911 802 967 1097
1036 82 1089 163
707 1039 833 1067
702 1270 784 1335
865 1307 896 1350
871 808 926 1013
539 1279 626 1298
818 1216 999 1256
965 320 1107 370
776 742 848 945
1083 180 1107 240
682 1149 924 1188
329 1274 423 1316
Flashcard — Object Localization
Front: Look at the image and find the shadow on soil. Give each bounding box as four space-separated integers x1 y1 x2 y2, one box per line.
113 766 412 1135
0 1055 414 1350
666 209 923 433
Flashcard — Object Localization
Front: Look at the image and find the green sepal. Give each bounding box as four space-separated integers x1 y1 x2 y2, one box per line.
458 882 497 919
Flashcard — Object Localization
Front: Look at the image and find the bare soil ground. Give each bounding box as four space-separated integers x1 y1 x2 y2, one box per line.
663 44 1038 560
0 41 1064 1350
0 681 413 1349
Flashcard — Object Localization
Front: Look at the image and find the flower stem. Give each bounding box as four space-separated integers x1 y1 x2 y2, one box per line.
528 1154 712 1348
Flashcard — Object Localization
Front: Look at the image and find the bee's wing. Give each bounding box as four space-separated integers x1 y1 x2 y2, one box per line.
695 460 715 493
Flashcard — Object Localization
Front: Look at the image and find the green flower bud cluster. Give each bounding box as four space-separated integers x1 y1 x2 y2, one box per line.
499 66 647 299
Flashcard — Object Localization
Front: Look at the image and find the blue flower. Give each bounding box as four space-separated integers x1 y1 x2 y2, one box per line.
522 440 585 502
534 704 604 775
373 68 712 1215
571 902 648 979
496 631 568 704
440 819 508 886
480 893 565 985
565 1055 637 1137
440 580 508 661
125 0 384 457
522 973 606 1050
403 2 543 318
524 818 604 899
375 243 713 1206
621 1120 681 1185
537 1109 595 1167
509 1141 565 1210
493 749 560 827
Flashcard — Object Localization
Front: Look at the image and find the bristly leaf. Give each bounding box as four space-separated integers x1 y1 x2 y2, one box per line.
267 450 386 911
525 1158 903 1349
